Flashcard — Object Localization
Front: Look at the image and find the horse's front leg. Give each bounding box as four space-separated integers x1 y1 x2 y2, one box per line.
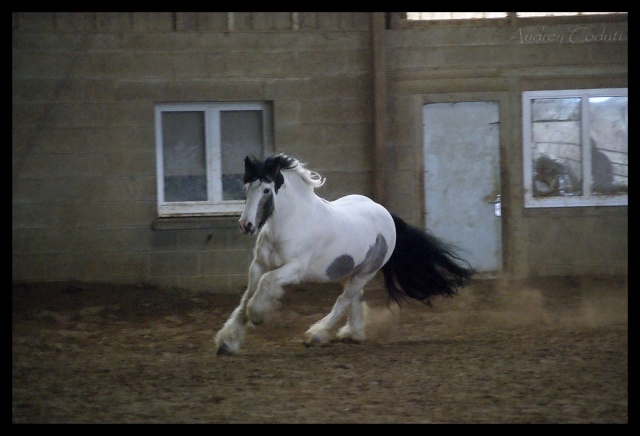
245 261 302 325
214 260 263 355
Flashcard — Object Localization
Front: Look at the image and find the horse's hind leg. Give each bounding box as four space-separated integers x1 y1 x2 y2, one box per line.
336 288 366 343
304 274 372 347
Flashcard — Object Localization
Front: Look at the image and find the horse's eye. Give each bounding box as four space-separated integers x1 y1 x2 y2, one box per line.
263 188 270 194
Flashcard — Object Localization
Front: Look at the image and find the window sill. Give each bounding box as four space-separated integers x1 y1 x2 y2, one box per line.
152 215 240 230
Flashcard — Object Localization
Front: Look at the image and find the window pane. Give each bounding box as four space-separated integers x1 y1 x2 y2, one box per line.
220 110 264 200
530 98 583 197
517 12 626 17
162 111 207 202
407 12 507 20
589 96 628 195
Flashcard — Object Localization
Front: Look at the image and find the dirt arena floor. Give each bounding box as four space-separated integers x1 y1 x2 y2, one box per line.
12 276 627 424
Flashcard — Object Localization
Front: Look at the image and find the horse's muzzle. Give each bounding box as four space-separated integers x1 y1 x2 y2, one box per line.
239 219 255 235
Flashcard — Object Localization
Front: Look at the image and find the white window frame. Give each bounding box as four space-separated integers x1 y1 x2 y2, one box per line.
155 102 272 217
522 88 628 208
406 12 626 21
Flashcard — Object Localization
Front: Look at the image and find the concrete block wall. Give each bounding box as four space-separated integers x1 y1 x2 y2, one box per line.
385 17 628 278
12 12 628 291
12 12 374 292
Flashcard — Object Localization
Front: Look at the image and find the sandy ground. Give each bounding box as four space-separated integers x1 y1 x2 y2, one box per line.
12 276 627 424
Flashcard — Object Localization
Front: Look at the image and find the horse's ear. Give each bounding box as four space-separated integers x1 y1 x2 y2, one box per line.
262 155 276 176
274 173 285 193
265 155 286 193
244 155 259 184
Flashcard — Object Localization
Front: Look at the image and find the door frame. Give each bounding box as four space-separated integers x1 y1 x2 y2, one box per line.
412 91 509 276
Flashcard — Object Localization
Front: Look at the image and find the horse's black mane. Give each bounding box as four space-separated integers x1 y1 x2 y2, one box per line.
243 154 298 185
244 154 300 193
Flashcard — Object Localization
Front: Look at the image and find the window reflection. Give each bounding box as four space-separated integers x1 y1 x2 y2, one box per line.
531 98 582 197
162 111 207 202
589 96 628 195
220 110 264 201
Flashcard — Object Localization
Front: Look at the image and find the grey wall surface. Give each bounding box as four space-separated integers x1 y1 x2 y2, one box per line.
12 12 628 292
384 16 628 279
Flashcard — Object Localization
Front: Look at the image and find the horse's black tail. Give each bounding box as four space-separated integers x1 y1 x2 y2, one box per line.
381 213 475 306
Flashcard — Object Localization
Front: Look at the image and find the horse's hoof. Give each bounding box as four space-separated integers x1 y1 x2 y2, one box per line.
336 329 365 344
248 315 264 326
216 342 235 356
303 332 330 347
246 308 264 325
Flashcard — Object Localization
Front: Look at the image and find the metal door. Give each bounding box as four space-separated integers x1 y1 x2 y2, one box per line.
423 101 502 274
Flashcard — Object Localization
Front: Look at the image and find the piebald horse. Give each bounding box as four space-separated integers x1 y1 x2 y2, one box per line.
215 153 474 355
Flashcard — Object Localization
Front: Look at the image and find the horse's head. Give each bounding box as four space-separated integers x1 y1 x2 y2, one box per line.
238 154 293 235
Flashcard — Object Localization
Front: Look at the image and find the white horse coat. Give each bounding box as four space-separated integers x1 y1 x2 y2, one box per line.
253 193 395 283
215 154 473 355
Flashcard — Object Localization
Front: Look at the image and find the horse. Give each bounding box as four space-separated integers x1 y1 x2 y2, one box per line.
214 153 475 355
